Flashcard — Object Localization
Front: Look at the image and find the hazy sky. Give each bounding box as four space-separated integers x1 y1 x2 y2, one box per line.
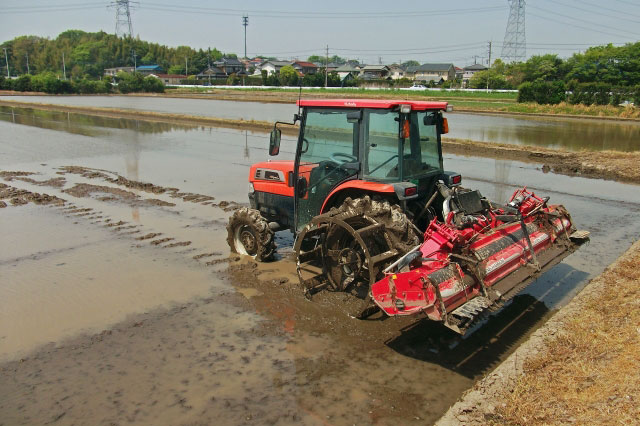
2 0 640 66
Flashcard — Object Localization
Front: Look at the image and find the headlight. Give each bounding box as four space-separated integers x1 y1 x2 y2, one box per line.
400 104 412 114
248 183 255 194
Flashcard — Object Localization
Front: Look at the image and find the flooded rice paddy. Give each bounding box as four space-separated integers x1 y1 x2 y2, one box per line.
1 106 639 425
3 94 640 151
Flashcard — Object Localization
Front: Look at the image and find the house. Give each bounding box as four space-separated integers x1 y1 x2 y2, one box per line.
413 63 456 82
462 63 488 86
136 65 163 75
104 66 135 77
291 61 318 75
361 65 390 80
388 65 405 80
213 57 245 75
335 64 361 81
149 74 187 85
260 60 291 75
403 65 419 80
455 67 464 80
196 66 227 81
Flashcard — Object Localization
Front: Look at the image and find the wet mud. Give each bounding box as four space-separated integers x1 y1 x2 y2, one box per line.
1 108 640 425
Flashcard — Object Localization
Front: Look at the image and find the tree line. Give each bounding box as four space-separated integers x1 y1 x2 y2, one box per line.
468 42 640 105
0 30 231 80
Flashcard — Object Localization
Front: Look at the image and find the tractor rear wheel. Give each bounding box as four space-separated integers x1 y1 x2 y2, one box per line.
227 208 275 261
295 196 420 298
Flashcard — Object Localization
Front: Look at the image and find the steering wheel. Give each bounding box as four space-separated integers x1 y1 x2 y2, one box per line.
329 152 358 164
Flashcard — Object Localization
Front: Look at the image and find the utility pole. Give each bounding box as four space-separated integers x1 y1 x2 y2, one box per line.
185 57 188 76
486 41 492 92
325 45 329 88
62 52 67 80
132 49 137 71
242 15 249 59
25 53 29 74
3 48 9 77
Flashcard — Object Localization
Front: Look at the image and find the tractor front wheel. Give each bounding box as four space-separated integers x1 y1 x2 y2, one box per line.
227 208 275 261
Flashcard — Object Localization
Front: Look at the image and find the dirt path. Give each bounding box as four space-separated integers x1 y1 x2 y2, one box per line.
436 240 640 425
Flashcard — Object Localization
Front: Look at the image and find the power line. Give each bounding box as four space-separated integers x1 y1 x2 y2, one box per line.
557 0 640 21
529 5 640 38
140 3 507 19
527 11 636 40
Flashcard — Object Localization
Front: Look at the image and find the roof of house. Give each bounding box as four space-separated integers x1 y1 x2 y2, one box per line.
150 74 187 79
292 61 318 68
215 57 244 66
335 64 360 72
261 60 291 67
464 63 488 71
136 65 163 71
363 65 389 71
416 63 455 72
197 67 225 76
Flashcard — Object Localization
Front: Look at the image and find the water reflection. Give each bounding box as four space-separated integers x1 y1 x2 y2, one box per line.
0 106 195 136
447 112 640 152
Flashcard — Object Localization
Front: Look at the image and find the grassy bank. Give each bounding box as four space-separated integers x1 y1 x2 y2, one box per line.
495 240 640 424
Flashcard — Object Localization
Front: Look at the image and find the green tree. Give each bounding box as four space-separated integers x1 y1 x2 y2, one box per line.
278 65 298 86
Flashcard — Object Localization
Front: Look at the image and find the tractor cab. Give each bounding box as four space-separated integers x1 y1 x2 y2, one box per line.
266 99 455 233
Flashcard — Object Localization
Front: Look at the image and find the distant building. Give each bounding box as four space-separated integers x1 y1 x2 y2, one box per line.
414 63 456 82
149 73 187 85
455 67 464 80
361 65 390 80
462 64 488 86
213 57 245 75
335 64 361 81
260 60 291 75
104 66 135 77
291 61 318 75
388 65 405 80
136 65 164 74
196 66 227 81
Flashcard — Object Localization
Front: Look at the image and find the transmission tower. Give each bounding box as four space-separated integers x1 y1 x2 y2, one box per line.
501 0 526 63
109 0 137 38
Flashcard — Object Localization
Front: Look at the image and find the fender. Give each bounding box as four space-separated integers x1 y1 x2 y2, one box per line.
320 180 396 213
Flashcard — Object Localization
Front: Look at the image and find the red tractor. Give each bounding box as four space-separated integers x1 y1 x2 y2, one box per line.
227 99 589 333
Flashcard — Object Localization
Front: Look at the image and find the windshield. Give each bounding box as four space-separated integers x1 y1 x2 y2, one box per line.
363 109 441 181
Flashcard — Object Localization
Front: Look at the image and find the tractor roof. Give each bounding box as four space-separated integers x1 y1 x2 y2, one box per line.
297 99 448 111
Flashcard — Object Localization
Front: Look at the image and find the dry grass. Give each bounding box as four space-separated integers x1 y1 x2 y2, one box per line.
492 243 640 425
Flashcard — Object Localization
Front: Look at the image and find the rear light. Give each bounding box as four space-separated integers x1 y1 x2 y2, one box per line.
404 186 418 197
452 175 462 185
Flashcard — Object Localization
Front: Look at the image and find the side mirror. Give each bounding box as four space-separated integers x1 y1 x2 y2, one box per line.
269 127 281 156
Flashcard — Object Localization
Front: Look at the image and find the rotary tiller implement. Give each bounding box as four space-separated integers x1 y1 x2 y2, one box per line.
370 186 590 334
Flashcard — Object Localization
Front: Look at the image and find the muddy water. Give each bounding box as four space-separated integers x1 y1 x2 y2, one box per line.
1 109 640 425
3 95 640 151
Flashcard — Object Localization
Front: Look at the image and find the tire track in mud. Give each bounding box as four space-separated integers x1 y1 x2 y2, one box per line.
0 168 244 270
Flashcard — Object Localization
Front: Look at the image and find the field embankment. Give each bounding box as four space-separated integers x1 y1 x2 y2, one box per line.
2 98 639 185
4 88 640 120
437 239 640 425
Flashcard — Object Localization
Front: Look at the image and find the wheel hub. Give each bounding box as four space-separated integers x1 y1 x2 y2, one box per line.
236 226 258 255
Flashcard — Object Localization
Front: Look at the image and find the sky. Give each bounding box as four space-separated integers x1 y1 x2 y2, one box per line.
1 0 640 66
